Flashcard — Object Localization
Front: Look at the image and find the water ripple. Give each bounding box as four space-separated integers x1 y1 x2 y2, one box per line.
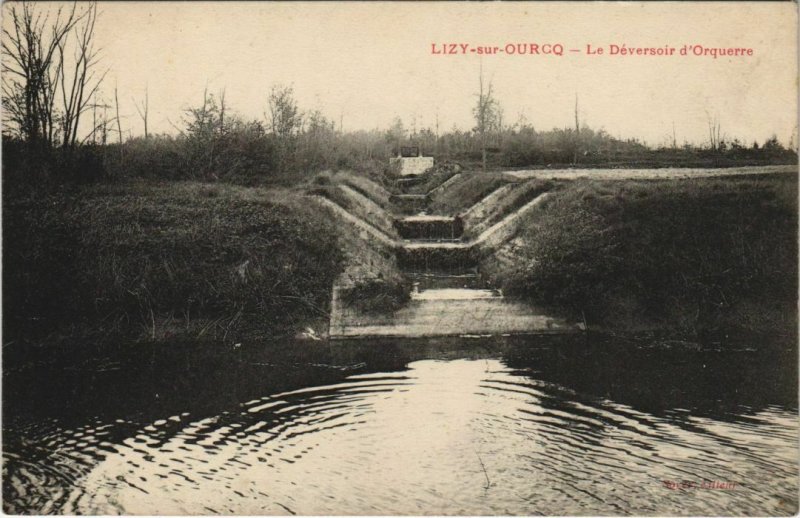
3 357 797 515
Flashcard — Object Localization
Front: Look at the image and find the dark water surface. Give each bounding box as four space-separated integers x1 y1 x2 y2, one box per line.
3 337 798 515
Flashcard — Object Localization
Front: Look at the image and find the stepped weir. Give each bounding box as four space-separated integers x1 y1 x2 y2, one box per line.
328 166 585 339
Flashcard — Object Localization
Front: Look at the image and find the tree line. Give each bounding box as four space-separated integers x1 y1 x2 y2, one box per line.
2 1 796 187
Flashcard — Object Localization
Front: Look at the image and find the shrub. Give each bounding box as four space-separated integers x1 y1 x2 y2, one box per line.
339 277 412 314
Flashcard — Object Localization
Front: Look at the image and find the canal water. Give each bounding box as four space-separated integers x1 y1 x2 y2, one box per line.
3 337 797 515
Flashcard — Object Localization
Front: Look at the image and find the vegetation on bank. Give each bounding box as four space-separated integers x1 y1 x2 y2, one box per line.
2 159 416 374
401 162 463 195
482 174 798 339
4 119 796 190
308 171 398 237
333 171 396 211
339 277 412 314
305 171 412 313
464 178 559 239
2 181 347 364
428 172 513 214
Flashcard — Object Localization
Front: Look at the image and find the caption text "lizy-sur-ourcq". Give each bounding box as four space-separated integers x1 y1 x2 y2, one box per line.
430 43 754 59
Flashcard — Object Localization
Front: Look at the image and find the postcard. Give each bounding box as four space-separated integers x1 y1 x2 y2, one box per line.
2 1 798 515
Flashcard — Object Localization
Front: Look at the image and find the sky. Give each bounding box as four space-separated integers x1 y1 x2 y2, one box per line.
4 1 798 146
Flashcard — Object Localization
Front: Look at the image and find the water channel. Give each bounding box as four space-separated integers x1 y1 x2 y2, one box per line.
3 336 797 515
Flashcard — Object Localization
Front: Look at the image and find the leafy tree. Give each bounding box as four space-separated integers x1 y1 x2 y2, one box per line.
181 88 225 176
385 117 406 155
267 84 302 138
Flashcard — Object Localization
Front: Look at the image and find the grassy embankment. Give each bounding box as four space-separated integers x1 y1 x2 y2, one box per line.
2 171 417 427
427 171 513 214
400 162 463 195
305 170 411 313
482 173 798 341
462 178 560 240
3 172 409 372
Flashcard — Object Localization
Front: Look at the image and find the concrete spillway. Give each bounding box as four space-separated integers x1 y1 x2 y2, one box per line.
330 286 585 339
397 242 475 272
390 194 428 214
328 171 584 340
394 215 463 240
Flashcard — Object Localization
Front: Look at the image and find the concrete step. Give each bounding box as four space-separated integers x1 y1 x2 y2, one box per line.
394 215 464 240
407 272 484 290
395 175 426 190
397 242 476 271
390 193 428 214
330 288 585 339
411 288 500 300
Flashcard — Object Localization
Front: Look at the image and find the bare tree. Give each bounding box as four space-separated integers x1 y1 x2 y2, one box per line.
132 84 149 138
100 98 109 145
91 91 97 144
114 84 123 160
2 1 84 145
86 92 111 145
573 94 580 164
218 88 227 133
57 3 107 148
434 110 440 154
473 63 498 171
495 105 505 147
210 88 228 171
706 111 723 151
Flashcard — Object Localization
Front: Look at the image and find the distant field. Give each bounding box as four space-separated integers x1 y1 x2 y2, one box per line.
506 164 796 181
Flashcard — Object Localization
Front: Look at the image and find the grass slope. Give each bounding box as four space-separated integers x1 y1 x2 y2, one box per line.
305 170 411 313
428 171 513 215
464 178 558 239
483 174 798 339
3 181 345 362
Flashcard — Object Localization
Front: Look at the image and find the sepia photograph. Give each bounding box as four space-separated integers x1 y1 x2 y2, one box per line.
2 1 798 515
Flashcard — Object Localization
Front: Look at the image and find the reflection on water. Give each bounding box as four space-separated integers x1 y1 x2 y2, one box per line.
3 337 798 515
